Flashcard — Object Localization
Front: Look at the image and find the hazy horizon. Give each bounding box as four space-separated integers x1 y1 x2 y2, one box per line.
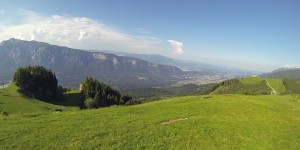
1 0 299 72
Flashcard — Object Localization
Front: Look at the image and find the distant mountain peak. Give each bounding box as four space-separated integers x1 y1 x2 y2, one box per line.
5 38 29 43
262 67 300 79
271 67 300 74
284 64 300 69
2 38 50 46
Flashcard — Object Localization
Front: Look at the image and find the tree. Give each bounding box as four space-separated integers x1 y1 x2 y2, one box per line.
81 77 122 108
13 66 60 100
121 94 132 104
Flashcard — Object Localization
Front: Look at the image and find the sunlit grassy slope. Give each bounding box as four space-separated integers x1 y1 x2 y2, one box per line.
240 76 264 84
0 84 80 114
1 95 300 149
214 77 271 95
213 77 290 95
267 78 286 95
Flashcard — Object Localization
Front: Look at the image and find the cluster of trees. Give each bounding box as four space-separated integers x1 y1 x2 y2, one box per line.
198 83 219 95
81 77 132 109
12 66 132 108
283 79 300 94
13 66 63 100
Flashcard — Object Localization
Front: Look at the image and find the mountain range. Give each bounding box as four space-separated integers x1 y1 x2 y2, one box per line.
261 68 300 79
99 50 255 75
0 39 189 90
0 38 259 91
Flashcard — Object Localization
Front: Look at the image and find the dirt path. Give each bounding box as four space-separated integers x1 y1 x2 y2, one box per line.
161 117 195 125
265 79 277 95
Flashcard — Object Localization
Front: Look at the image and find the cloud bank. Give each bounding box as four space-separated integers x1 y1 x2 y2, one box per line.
0 10 162 52
168 40 183 55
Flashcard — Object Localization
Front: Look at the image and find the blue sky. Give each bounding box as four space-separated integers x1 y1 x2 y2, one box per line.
0 0 300 71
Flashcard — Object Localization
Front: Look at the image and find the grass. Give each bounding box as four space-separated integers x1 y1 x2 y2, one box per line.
1 94 300 149
267 78 286 95
56 89 83 107
0 84 80 114
215 77 270 95
240 76 264 85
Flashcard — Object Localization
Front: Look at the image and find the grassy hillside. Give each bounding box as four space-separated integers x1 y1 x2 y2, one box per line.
213 77 271 95
267 79 286 95
1 95 300 149
208 76 300 96
240 76 264 84
0 84 80 114
283 78 300 94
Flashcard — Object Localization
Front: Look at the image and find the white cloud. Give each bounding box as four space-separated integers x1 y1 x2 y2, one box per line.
285 64 300 68
168 40 183 55
0 10 162 52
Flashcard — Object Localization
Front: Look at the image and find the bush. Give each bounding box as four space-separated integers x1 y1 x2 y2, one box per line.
84 98 99 109
1 111 9 116
121 94 132 104
125 99 142 105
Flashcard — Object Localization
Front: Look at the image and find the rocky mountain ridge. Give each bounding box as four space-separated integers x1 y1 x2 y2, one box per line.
0 39 185 90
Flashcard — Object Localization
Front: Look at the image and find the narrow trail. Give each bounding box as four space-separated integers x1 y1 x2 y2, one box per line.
265 79 277 95
288 92 299 101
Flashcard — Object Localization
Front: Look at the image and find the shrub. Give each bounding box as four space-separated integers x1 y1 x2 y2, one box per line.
1 111 9 116
84 98 99 109
254 90 269 95
121 94 132 104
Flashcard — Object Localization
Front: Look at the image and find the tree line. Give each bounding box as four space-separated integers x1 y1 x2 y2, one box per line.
283 78 300 94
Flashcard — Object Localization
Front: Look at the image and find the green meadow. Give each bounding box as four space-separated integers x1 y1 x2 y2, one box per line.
1 90 300 149
0 84 80 114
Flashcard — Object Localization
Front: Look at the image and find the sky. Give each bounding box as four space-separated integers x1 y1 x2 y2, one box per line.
0 0 300 72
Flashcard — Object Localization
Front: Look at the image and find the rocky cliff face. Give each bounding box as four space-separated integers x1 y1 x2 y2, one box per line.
0 38 184 90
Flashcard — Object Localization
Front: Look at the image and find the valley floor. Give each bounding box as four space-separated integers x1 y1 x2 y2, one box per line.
1 95 300 149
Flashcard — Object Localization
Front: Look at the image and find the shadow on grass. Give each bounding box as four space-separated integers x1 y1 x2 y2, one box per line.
17 89 83 108
58 92 83 107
